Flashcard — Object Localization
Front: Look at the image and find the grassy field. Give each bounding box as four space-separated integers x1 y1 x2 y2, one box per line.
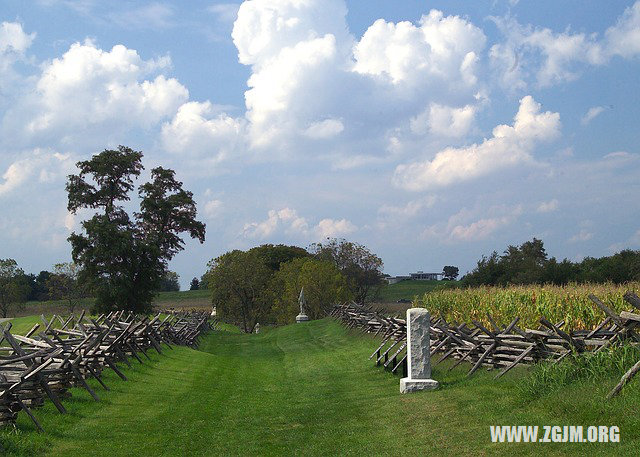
6 289 212 319
1 318 638 456
375 280 455 303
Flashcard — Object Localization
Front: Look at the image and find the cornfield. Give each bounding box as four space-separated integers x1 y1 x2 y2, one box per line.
416 282 640 331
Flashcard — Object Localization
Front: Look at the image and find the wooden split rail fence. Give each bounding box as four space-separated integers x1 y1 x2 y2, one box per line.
0 310 213 431
331 292 640 398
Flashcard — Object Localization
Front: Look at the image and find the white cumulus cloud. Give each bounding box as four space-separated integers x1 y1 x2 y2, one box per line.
393 95 560 191
353 10 485 88
230 1 488 161
10 40 188 146
0 149 73 197
161 101 245 164
314 218 357 239
242 208 309 239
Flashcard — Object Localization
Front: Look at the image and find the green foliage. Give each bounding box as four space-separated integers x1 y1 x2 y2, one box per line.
189 277 200 290
206 250 272 332
442 265 459 281
205 244 355 330
45 262 87 313
20 271 52 301
248 244 310 271
270 258 352 323
66 146 205 314
158 271 180 292
463 238 640 286
419 282 640 331
309 238 384 304
519 343 640 400
0 259 29 318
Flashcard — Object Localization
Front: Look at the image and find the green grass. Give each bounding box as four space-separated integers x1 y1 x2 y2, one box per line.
375 280 457 303
153 289 210 307
1 318 638 455
2 315 45 335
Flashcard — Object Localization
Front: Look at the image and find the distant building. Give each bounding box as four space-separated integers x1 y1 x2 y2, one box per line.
386 270 443 284
410 271 443 280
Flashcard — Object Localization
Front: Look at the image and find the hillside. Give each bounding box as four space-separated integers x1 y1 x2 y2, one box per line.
2 318 637 455
375 279 455 303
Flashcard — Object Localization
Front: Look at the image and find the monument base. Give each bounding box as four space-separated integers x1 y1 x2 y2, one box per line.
400 377 439 393
296 313 310 323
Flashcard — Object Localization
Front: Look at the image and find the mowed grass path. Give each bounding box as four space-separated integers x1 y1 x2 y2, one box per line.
2 319 639 456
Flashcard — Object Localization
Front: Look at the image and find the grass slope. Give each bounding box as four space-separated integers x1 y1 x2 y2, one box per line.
2 319 638 456
375 280 455 303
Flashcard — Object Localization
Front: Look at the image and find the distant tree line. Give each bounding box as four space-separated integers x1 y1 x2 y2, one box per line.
0 256 183 317
204 240 385 332
462 238 640 287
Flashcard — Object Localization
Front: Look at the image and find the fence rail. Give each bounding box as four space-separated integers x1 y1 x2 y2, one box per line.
0 310 213 431
331 292 640 398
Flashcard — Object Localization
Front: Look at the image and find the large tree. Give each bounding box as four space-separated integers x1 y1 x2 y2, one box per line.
205 250 272 333
67 146 205 313
309 238 384 304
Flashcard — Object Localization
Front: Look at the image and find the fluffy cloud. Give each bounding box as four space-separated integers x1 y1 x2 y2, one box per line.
315 218 357 238
0 21 34 62
410 103 476 137
604 1 640 58
232 0 350 66
241 207 356 240
161 101 245 164
491 2 640 89
0 150 72 197
393 96 560 191
231 1 488 158
0 22 35 93
7 40 188 146
353 11 485 88
242 208 309 239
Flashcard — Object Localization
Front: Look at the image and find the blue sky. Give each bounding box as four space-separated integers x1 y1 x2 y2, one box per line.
1 0 639 287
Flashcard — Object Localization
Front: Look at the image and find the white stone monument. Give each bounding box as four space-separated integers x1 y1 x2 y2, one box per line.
296 287 310 323
400 308 439 393
254 322 260 334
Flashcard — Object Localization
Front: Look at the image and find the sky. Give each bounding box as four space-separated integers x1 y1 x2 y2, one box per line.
1 0 639 287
